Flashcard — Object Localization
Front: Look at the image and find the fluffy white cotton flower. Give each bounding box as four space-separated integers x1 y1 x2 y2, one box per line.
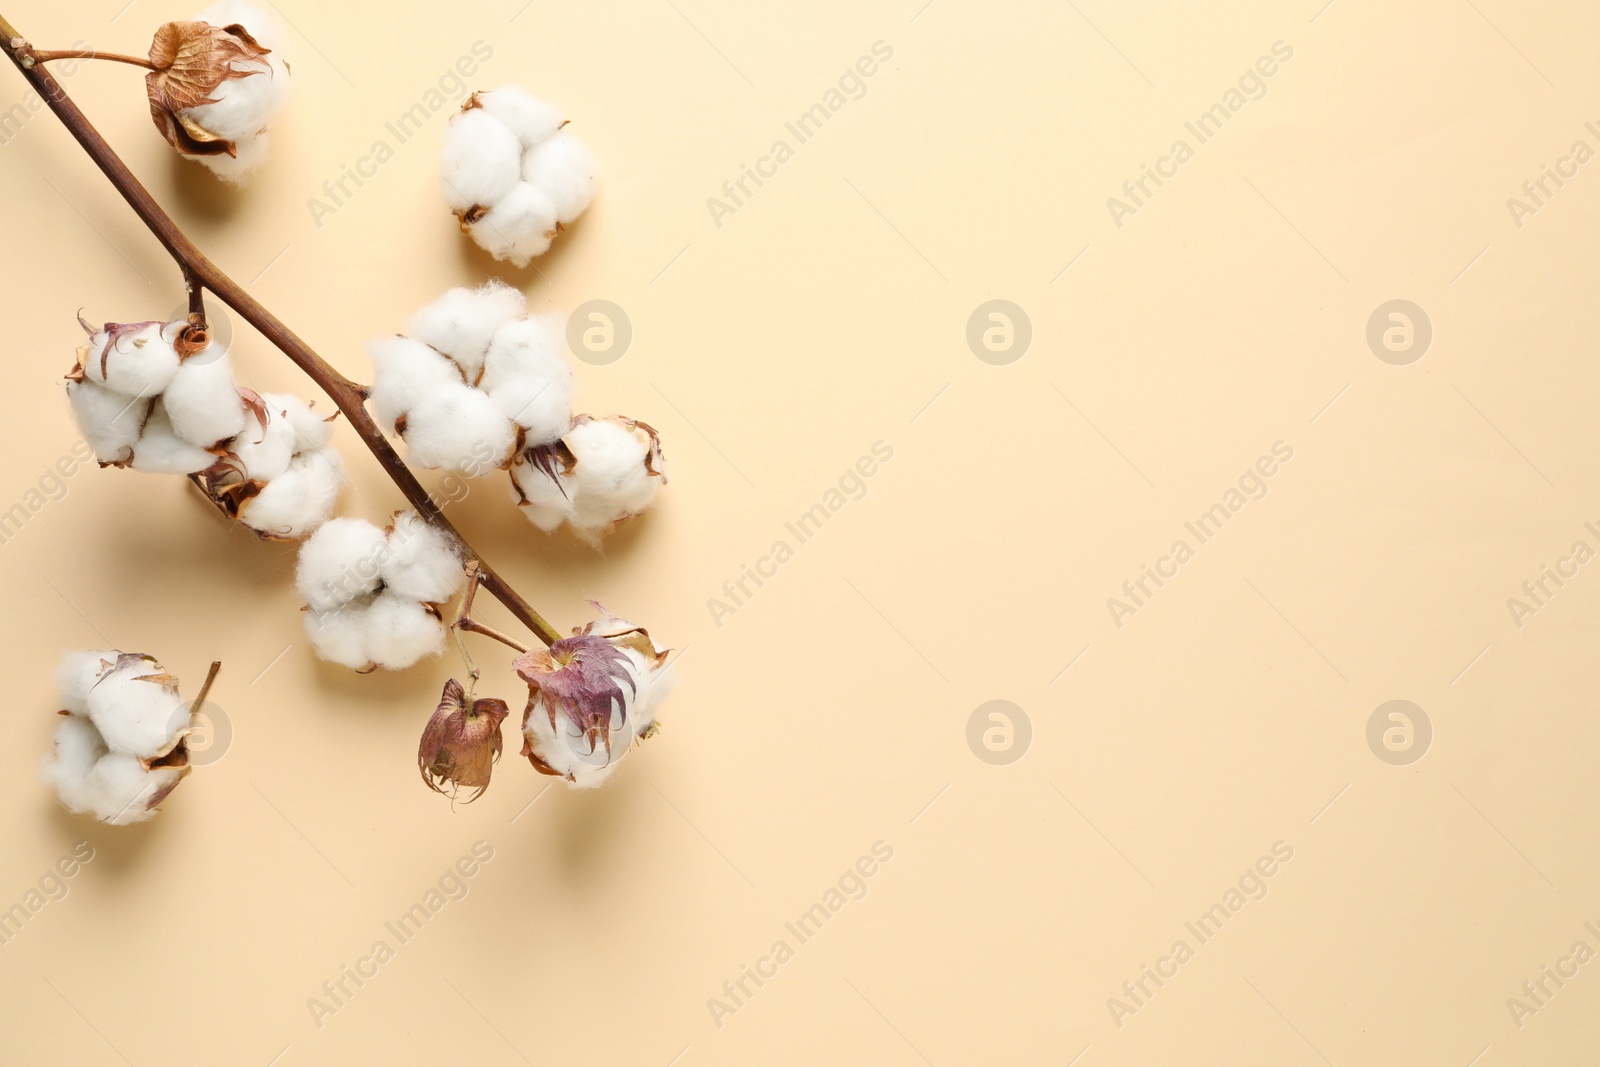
44 650 201 825
296 517 388 610
370 290 574 475
509 415 666 542
295 511 460 671
80 320 181 398
146 3 290 183
443 88 596 266
404 282 526 385
67 378 151 467
380 512 464 604
514 609 670 788
235 447 345 539
163 346 246 447
130 401 216 474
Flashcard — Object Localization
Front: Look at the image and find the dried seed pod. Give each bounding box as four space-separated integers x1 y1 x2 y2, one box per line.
419 679 509 802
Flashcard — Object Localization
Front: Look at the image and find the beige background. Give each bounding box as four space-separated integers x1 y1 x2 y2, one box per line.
1 0 1598 1063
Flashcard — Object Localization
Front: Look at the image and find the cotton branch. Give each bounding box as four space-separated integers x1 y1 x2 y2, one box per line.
0 14 561 648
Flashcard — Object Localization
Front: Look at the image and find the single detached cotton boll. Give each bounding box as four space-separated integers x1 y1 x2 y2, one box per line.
163 346 246 447
55 650 118 716
441 107 523 213
236 447 345 539
464 182 559 268
226 399 297 481
380 512 464 604
67 378 151 467
130 401 216 475
304 601 374 671
85 653 190 761
402 382 517 473
81 320 181 397
513 609 670 788
403 282 526 384
364 592 445 671
474 86 565 148
296 517 389 611
520 130 597 226
366 336 464 432
146 4 290 183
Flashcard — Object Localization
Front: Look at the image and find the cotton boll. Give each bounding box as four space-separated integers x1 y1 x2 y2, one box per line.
475 87 565 148
364 592 444 671
521 696 626 789
237 447 345 539
441 108 522 212
466 182 557 268
90 753 187 826
183 1 288 143
304 602 374 670
508 450 575 532
84 321 181 397
130 402 216 475
380 512 464 604
67 378 150 466
366 336 463 431
262 391 334 452
402 382 516 473
566 417 663 535
403 282 526 383
296 517 387 610
55 650 118 715
163 348 246 447
227 404 297 481
86 657 188 760
521 129 597 226
43 715 110 815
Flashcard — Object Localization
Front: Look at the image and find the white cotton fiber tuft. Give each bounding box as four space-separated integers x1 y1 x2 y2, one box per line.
403 282 526 383
441 107 523 212
55 650 117 716
264 391 334 452
475 87 565 148
380 512 463 604
304 603 373 670
67 378 150 466
130 402 216 475
237 447 344 539
226 403 297 481
402 382 516 472
296 517 388 610
366 336 463 431
520 130 597 225
85 656 188 761
363 592 444 671
465 182 558 268
565 417 663 535
84 322 181 397
163 348 246 447
42 714 109 814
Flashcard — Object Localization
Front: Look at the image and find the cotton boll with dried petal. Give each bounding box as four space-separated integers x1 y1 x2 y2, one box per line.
236 447 345 539
304 602 373 671
296 517 388 610
66 378 150 467
514 611 670 788
508 442 577 532
226 399 297 481
403 282 526 384
84 653 190 761
520 129 597 226
81 320 181 398
464 182 558 268
163 347 246 447
565 416 666 536
366 336 463 432
402 382 517 473
55 650 118 716
363 592 445 671
130 402 216 475
380 512 463 604
441 107 523 214
474 87 565 148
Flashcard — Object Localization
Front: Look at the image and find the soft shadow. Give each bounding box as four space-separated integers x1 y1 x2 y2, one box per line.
168 154 246 226
45 798 171 879
548 767 648 880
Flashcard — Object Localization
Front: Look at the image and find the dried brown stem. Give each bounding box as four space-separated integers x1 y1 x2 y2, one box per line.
28 49 155 70
0 16 561 648
189 660 221 711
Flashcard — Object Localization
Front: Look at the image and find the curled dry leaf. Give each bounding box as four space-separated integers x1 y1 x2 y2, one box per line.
145 20 272 157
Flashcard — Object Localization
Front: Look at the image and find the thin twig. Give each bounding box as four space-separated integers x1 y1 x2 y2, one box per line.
0 16 561 648
28 49 155 70
189 660 221 711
